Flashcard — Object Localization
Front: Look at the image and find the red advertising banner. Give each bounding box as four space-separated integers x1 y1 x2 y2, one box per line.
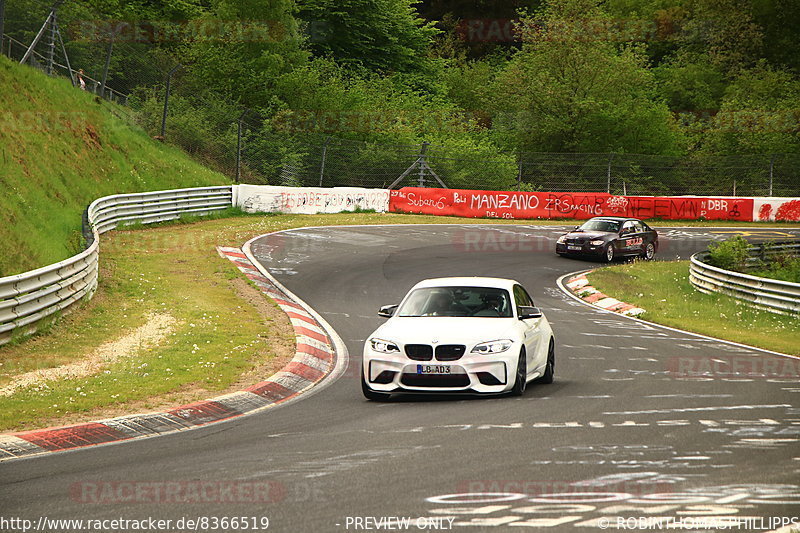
390 188 754 222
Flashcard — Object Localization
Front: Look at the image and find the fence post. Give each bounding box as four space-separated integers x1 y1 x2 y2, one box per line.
418 141 430 188
235 109 250 184
20 9 54 65
45 5 57 75
606 153 614 194
768 154 775 197
236 118 243 184
0 0 5 50
100 30 114 98
318 135 330 187
160 63 182 138
517 160 523 191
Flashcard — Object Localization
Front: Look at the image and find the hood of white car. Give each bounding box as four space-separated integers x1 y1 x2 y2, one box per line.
370 317 519 347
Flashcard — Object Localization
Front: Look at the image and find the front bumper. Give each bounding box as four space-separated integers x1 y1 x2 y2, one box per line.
556 242 605 256
363 348 518 394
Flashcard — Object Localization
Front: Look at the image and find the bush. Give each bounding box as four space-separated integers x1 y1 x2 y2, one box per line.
751 255 800 283
706 236 751 272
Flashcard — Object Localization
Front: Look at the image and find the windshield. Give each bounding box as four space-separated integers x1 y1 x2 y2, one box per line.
578 219 621 233
397 287 513 318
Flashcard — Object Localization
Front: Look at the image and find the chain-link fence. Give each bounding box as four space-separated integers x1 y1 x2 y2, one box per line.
251 139 799 196
3 5 799 197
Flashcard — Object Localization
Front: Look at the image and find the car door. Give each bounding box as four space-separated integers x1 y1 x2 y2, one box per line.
631 220 647 254
619 220 639 256
514 285 542 374
642 221 658 251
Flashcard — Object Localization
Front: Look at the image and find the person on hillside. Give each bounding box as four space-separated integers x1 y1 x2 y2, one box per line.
77 69 86 91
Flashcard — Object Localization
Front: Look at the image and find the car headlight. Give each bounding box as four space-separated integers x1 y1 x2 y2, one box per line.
369 338 400 353
557 236 566 244
471 339 513 354
590 240 604 246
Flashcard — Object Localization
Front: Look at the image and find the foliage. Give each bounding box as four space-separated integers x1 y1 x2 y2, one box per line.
489 0 684 154
4 0 800 181
297 0 440 74
706 235 750 271
751 255 800 284
700 63 800 155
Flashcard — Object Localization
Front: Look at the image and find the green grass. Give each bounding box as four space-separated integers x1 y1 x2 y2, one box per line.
0 56 229 276
587 260 800 356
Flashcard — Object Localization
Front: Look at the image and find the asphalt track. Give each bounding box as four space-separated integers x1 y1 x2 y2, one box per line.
2 224 800 532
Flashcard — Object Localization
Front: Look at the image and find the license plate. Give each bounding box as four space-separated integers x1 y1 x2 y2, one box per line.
417 365 451 375
568 246 581 251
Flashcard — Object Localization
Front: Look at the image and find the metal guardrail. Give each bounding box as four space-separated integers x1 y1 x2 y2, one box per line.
0 186 233 345
689 241 800 315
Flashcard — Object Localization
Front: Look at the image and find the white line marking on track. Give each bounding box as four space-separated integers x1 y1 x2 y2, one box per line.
604 404 791 415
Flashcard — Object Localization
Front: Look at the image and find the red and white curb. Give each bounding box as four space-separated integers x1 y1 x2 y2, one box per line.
0 247 337 461
565 271 646 317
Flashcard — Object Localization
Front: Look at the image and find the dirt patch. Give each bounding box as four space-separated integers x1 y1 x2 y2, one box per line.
83 124 102 149
0 313 177 397
10 278 297 431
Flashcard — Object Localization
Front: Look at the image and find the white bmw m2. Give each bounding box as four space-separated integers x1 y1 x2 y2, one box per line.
362 277 555 400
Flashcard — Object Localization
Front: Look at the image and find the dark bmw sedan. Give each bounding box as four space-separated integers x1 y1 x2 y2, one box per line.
556 217 659 262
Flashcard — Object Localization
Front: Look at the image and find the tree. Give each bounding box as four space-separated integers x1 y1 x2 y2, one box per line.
654 51 726 111
297 0 439 73
180 0 307 105
702 63 800 154
676 0 764 76
491 0 683 154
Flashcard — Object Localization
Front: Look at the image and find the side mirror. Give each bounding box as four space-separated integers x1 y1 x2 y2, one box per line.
620 228 631 236
378 304 398 318
518 306 542 320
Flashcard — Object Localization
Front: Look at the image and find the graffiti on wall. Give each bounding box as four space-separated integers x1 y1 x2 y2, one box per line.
754 198 800 221
391 188 763 222
237 185 390 215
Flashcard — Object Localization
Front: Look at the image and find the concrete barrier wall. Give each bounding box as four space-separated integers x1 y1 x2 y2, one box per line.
236 185 390 214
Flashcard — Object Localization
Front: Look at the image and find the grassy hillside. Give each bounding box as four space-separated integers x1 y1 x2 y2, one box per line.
0 56 230 276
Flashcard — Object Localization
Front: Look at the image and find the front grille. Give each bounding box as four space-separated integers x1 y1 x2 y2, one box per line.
567 239 586 245
400 373 470 388
405 344 433 361
435 344 466 361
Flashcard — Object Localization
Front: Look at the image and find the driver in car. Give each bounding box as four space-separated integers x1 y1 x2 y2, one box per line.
475 293 505 317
